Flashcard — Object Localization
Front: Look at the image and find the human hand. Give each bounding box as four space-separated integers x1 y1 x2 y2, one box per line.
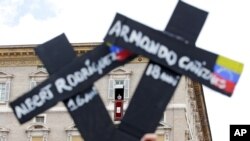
140 133 157 141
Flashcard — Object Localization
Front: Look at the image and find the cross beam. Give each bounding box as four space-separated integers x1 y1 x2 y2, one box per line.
104 14 243 96
118 1 208 137
35 34 136 141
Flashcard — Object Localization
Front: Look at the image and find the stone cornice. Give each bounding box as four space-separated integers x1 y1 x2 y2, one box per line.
0 42 148 67
193 81 212 141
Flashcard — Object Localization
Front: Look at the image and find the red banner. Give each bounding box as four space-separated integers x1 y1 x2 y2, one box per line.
114 100 123 121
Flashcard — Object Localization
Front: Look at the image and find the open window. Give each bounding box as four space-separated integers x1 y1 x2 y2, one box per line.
107 68 132 121
108 68 132 100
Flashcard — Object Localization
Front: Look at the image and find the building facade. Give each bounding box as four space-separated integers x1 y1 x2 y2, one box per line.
0 43 212 141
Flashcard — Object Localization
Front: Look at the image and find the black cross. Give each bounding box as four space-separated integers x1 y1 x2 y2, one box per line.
118 1 208 137
11 2 206 140
34 34 128 141
10 1 243 141
104 13 243 96
35 2 207 139
35 2 208 140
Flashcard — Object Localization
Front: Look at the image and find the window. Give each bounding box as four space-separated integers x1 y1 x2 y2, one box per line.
0 71 12 103
108 79 129 99
107 68 132 100
35 116 44 123
66 125 84 141
156 123 171 141
30 80 41 89
0 82 9 102
31 136 43 141
26 125 49 141
0 127 9 141
157 134 165 141
0 136 6 141
29 69 48 89
107 68 132 121
70 136 84 141
34 114 46 124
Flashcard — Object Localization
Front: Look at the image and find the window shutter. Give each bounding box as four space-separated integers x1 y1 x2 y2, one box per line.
0 83 5 101
5 80 10 101
108 79 114 99
124 79 129 99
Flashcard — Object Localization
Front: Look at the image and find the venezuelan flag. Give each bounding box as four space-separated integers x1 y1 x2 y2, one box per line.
109 44 133 61
213 55 244 93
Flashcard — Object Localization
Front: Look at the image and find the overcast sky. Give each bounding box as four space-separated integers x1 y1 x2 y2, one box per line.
1 0 250 140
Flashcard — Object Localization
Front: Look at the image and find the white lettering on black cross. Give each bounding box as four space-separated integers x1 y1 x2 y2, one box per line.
10 42 135 124
118 1 209 137
104 13 243 97
32 34 138 141
14 84 53 119
10 1 244 141
10 2 209 140
36 6 204 139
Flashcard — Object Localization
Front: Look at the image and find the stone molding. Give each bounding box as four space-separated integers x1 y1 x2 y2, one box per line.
192 81 212 141
0 43 148 67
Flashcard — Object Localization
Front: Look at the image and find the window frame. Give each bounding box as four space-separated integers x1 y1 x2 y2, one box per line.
108 79 130 100
30 136 44 141
66 125 84 141
69 135 84 141
29 69 48 89
26 124 49 141
0 127 9 141
0 136 7 141
0 83 7 102
33 114 46 124
0 71 12 104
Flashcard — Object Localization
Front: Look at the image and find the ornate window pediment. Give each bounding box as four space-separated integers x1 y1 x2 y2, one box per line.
29 69 48 89
108 68 132 75
26 124 49 131
29 69 48 77
0 72 13 78
158 122 172 129
26 124 50 141
65 125 84 141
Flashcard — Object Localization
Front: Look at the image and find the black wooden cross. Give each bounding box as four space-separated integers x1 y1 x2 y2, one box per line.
34 34 133 141
10 1 243 141
104 13 243 96
118 1 208 137
35 2 208 140
35 2 206 140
